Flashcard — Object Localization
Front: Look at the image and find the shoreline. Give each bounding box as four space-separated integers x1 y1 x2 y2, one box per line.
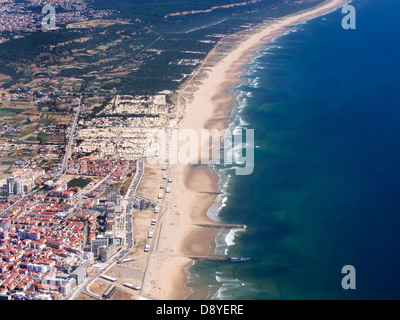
141 0 349 300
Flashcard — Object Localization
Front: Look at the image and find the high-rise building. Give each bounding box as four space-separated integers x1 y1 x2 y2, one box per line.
7 178 14 194
13 180 23 195
115 194 122 206
0 219 11 230
106 189 119 202
7 177 24 195
70 266 86 285
91 233 115 257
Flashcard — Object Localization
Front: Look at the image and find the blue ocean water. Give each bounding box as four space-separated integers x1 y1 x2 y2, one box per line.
186 0 400 300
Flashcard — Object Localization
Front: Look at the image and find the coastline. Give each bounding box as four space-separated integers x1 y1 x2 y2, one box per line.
140 0 349 300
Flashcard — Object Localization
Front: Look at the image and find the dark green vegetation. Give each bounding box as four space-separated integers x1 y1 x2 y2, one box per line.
0 31 82 61
67 178 92 189
91 0 324 31
90 0 325 96
92 0 247 19
91 0 321 27
0 0 325 102
0 108 26 114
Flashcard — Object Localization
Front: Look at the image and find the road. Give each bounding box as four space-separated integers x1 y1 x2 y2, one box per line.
125 160 144 201
120 160 144 258
59 87 85 177
0 189 39 218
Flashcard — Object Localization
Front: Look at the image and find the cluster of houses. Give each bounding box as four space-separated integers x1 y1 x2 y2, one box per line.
0 0 114 35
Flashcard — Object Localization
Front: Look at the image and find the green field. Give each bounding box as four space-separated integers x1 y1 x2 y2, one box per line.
0 107 26 114
67 178 93 189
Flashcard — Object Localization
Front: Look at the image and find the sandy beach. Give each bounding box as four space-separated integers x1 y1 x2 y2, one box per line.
140 0 349 300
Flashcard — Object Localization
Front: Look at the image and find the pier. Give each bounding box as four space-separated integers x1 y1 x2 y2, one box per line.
187 256 232 262
187 256 256 263
195 223 246 229
196 191 224 195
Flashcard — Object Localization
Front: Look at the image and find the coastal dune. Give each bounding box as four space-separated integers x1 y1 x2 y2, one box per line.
141 0 349 300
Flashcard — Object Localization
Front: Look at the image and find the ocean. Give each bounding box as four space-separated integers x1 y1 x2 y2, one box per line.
186 0 400 300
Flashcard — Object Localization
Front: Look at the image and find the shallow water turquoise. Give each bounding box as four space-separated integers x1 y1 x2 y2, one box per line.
186 0 400 300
